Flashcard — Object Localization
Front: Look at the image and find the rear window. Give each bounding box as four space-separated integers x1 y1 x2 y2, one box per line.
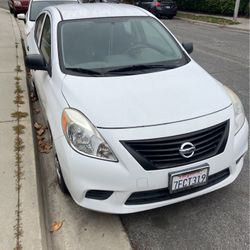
30 1 75 21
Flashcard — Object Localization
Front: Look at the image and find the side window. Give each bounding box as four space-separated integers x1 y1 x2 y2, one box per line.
40 16 51 64
34 13 45 44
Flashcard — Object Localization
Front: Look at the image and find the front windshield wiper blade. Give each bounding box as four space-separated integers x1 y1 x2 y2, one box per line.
65 67 102 76
105 64 177 74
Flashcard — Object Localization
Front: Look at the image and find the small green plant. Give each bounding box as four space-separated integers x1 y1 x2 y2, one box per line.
11 111 28 120
176 0 249 17
15 65 23 73
15 76 21 81
13 65 26 250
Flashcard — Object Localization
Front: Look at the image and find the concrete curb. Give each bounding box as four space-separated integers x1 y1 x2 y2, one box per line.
176 11 249 33
12 14 45 249
176 17 249 33
0 8 44 250
16 11 132 250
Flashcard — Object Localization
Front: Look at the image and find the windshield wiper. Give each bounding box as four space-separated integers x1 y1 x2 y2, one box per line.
65 67 102 76
105 64 177 74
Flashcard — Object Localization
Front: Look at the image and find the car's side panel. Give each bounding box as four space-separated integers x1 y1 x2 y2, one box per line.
32 10 67 141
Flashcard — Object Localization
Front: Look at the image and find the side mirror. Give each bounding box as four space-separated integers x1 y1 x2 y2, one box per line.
25 54 47 71
17 13 26 23
182 42 193 54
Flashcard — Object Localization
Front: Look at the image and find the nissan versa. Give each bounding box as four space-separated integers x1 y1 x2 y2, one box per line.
25 3 248 213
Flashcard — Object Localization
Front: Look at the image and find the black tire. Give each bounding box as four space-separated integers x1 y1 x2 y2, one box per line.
54 154 69 194
9 7 13 14
13 10 17 18
167 15 174 19
30 80 39 101
46 123 53 146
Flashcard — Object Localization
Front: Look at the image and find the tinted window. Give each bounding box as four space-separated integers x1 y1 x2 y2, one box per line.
30 1 75 21
35 13 45 43
59 17 188 76
40 16 51 64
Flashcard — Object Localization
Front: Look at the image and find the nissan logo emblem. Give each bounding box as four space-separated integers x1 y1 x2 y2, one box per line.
179 142 196 158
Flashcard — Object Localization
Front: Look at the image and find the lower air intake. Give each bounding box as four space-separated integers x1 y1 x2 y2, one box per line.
125 168 230 205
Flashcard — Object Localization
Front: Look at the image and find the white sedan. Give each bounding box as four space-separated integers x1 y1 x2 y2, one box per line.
25 3 248 213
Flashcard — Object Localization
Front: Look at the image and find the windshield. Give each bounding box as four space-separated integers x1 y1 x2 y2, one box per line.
59 17 189 76
30 1 75 21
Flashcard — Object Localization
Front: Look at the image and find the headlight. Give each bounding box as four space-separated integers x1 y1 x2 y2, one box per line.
62 108 117 161
224 86 245 134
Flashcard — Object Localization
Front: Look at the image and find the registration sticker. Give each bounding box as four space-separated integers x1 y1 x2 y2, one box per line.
169 166 209 194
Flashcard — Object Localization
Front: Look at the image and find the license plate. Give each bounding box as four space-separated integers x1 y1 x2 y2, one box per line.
165 6 171 9
169 166 209 194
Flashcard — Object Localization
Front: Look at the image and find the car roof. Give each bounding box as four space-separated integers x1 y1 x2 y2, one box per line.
50 3 149 20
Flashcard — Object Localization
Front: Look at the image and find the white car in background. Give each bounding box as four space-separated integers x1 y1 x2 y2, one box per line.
25 4 248 213
17 0 79 53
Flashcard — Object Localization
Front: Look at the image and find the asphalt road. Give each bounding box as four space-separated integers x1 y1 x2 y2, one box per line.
31 18 249 250
120 19 249 250
11 4 250 248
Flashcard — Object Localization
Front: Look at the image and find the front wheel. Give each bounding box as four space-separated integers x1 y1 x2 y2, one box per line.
54 154 69 194
29 80 39 101
167 15 174 19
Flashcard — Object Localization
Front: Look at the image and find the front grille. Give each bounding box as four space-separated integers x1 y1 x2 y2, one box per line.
125 168 230 205
121 120 229 171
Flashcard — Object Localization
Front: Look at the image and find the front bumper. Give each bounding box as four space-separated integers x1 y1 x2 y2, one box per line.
54 107 248 214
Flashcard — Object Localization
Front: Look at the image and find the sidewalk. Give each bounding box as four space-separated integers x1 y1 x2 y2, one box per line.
0 8 132 250
0 8 44 250
177 11 250 32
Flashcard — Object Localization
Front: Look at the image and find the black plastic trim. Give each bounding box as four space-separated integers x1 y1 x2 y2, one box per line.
125 168 230 205
121 120 230 170
85 190 113 200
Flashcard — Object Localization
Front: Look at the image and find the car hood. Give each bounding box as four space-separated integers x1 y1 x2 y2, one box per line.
62 61 231 128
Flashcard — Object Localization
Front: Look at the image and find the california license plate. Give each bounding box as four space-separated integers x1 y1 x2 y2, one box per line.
169 166 209 194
